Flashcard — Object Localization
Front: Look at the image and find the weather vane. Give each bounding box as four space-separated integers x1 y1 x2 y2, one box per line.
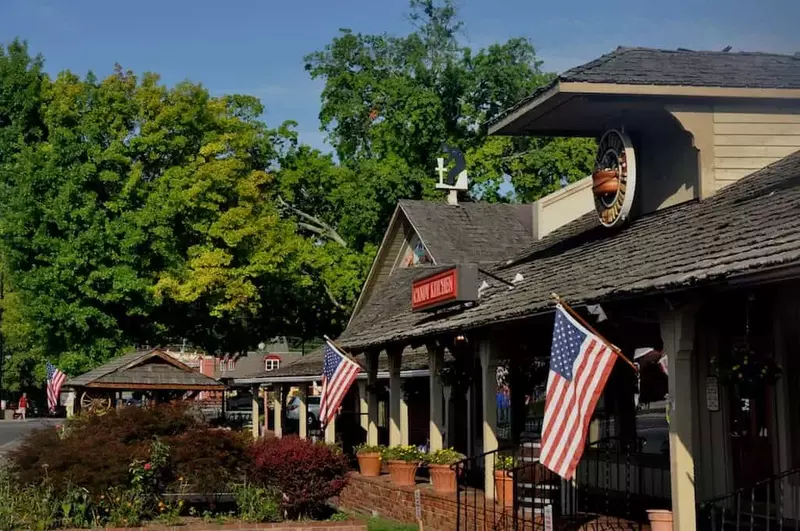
435 144 468 205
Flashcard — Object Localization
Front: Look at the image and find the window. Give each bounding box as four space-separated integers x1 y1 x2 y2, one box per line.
399 234 431 268
227 359 235 371
265 358 280 371
218 359 225 372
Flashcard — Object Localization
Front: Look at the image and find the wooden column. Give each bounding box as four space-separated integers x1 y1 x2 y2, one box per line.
251 385 260 439
389 348 403 446
443 384 452 448
428 344 445 451
366 351 379 445
273 385 284 438
325 414 336 444
357 380 369 433
400 386 409 446
298 383 309 439
479 339 499 499
661 305 699 531
263 388 269 436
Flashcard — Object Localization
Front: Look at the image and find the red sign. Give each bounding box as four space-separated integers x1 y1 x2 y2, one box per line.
412 269 459 310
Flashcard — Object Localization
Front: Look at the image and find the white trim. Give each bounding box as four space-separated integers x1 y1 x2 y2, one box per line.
233 369 430 386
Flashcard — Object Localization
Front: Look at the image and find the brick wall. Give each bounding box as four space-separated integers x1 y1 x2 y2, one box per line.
63 520 367 531
337 473 461 531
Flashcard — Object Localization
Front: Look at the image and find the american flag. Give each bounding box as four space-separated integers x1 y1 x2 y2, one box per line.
319 340 361 427
539 305 618 479
46 362 67 413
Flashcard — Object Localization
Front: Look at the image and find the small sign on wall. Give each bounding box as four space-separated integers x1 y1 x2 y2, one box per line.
706 376 720 412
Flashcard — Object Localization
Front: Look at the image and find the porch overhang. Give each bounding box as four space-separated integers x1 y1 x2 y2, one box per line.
488 80 800 137
232 368 430 387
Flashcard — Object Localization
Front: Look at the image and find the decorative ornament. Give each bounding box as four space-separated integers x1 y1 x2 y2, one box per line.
592 130 637 228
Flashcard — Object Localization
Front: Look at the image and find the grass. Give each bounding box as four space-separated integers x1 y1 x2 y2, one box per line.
367 516 419 531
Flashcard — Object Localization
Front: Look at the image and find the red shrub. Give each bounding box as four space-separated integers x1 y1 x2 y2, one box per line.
250 436 349 517
165 428 251 493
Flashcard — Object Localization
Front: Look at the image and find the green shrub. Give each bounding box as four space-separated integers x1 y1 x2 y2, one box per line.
424 448 465 465
166 428 251 493
354 443 384 455
381 445 423 462
233 482 282 523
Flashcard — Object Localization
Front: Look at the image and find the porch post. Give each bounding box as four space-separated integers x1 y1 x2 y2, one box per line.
325 414 336 444
428 344 445 451
660 306 698 531
443 384 452 448
366 351 379 445
273 385 284 438
389 348 403 446
251 385 260 439
357 380 369 432
298 383 309 439
400 387 409 446
263 388 269 436
479 338 499 499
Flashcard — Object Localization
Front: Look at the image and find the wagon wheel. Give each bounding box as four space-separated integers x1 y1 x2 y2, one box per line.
80 391 113 415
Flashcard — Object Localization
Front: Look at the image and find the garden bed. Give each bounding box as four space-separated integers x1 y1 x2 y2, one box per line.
59 518 367 531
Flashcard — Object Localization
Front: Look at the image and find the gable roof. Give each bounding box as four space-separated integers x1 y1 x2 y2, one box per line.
339 150 800 350
489 47 800 131
399 200 534 264
67 349 224 390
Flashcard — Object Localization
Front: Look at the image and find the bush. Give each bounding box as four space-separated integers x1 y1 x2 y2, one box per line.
165 428 251 493
250 436 349 518
424 448 465 465
233 482 282 523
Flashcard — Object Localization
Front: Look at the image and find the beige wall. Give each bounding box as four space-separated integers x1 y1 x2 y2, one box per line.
712 105 800 192
534 176 593 239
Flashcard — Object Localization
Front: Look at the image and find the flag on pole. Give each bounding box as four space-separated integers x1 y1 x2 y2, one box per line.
46 362 67 413
539 304 619 479
319 340 361 427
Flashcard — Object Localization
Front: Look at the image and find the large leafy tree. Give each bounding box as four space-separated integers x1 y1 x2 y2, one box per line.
277 0 594 312
0 44 332 386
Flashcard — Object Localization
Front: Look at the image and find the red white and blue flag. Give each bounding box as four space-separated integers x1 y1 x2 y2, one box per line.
539 305 618 479
319 341 361 427
46 362 67 413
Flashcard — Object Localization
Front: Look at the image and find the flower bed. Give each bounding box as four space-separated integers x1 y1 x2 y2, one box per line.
1 404 350 530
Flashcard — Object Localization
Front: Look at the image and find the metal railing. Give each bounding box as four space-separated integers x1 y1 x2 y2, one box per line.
455 436 670 531
699 468 800 531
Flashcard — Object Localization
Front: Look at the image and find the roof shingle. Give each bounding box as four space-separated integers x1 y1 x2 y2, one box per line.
340 150 800 350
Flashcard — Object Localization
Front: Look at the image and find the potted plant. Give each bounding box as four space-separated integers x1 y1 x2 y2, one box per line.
355 443 384 477
646 509 673 531
494 455 517 508
425 448 465 494
382 445 423 486
592 167 619 196
712 343 781 399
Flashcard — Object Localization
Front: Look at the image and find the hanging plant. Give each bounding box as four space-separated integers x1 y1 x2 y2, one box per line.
437 358 473 394
711 343 781 399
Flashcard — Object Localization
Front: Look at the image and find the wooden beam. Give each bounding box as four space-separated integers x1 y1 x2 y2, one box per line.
84 382 226 391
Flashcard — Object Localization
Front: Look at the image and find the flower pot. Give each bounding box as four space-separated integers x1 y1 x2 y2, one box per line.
592 168 619 196
387 460 419 486
494 470 513 508
428 464 457 494
357 452 382 477
646 509 673 531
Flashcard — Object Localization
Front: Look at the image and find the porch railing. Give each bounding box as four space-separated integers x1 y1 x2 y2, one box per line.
699 468 800 531
455 436 670 531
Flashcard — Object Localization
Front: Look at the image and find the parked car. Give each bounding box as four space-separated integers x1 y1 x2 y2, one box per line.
286 396 320 426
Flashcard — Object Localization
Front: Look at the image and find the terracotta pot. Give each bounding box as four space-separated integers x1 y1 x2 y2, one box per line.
646 509 673 531
357 452 382 477
387 460 419 486
592 168 619 195
494 470 514 508
428 464 457 494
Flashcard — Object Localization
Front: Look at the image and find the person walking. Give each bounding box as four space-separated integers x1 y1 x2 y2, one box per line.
17 392 27 420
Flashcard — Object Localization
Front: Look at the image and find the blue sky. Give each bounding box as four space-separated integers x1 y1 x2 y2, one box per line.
1 0 798 151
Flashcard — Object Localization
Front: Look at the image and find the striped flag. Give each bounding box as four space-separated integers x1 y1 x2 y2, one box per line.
319 340 361 427
539 305 618 479
46 362 67 413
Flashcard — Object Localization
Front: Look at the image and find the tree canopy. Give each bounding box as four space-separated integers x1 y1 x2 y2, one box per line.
0 1 595 388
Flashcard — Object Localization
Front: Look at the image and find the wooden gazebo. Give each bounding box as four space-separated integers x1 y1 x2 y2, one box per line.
66 348 225 415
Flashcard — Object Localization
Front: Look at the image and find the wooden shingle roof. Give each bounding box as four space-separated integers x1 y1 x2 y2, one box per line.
67 349 224 390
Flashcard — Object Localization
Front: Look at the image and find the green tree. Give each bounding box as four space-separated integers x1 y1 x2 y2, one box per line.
0 49 332 386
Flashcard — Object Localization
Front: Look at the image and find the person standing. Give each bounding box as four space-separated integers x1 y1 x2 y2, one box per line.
17 392 27 420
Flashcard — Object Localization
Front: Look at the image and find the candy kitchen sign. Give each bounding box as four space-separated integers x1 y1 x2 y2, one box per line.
411 265 478 312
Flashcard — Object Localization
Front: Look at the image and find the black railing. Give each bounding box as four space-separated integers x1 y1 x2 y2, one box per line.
699 468 800 531
454 436 670 531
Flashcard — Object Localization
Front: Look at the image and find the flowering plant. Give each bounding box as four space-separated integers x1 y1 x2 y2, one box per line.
381 445 423 462
424 448 465 465
712 343 781 398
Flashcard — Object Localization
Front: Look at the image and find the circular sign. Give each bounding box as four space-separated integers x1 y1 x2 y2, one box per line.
593 130 637 228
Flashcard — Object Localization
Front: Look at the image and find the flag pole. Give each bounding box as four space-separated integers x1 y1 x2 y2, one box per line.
323 335 366 371
550 293 638 373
